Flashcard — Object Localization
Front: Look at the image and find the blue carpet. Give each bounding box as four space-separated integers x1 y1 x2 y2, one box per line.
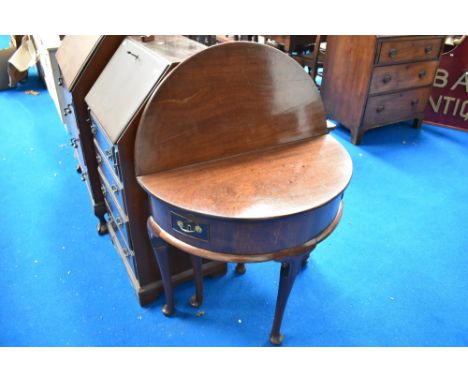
1 36 467 346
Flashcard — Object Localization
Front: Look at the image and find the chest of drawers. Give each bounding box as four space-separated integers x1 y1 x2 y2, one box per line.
85 36 227 305
321 35 445 144
56 35 125 232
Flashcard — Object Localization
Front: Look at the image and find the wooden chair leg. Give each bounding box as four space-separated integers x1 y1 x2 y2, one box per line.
189 255 204 308
269 252 309 345
147 217 174 316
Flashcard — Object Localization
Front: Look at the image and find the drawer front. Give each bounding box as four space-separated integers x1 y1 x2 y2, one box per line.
90 115 115 165
377 38 442 65
107 218 137 277
94 138 123 188
98 166 128 225
363 87 432 127
105 197 131 249
369 60 439 95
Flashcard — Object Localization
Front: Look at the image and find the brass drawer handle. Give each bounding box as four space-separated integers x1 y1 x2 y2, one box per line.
383 73 392 84
70 137 79 149
177 220 203 234
411 99 419 107
418 69 426 79
376 105 385 113
425 44 433 54
388 48 398 58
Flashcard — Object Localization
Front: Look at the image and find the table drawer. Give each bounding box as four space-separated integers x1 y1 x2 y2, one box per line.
369 60 439 95
363 87 431 127
377 38 442 65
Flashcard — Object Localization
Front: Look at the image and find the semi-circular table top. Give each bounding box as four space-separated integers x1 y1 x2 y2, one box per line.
138 134 352 220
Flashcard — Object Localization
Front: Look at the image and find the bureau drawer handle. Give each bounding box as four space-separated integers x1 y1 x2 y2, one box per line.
58 77 63 86
64 106 71 116
115 217 123 227
411 99 419 107
383 73 392 84
388 48 398 58
70 137 79 149
425 45 433 54
81 173 87 182
376 105 385 113
418 69 426 79
105 149 113 160
100 185 107 196
90 125 97 136
111 184 119 193
127 51 139 60
96 154 101 164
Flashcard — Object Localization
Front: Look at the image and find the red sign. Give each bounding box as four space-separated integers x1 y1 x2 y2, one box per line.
424 37 468 131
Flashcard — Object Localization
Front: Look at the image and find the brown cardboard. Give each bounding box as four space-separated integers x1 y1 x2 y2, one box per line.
0 36 16 90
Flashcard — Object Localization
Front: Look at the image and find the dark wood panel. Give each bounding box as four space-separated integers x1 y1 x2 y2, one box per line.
321 35 377 130
135 42 327 176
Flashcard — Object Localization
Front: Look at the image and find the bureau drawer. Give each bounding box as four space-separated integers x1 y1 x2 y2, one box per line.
369 60 439 95
377 38 442 65
94 138 122 187
105 197 131 249
90 115 115 163
98 166 127 224
363 87 432 127
107 217 137 277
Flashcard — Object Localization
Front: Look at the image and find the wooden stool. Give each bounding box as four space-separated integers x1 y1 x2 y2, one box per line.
134 42 353 344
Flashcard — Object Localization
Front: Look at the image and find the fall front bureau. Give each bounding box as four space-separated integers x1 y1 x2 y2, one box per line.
85 36 227 305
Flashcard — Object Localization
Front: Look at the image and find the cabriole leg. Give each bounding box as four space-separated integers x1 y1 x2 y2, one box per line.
189 255 204 308
147 218 174 316
269 252 309 345
234 263 246 275
94 202 108 236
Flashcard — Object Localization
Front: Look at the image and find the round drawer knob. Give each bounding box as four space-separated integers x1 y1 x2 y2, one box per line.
376 105 385 113
418 69 426 79
383 73 392 84
425 45 433 54
388 48 398 58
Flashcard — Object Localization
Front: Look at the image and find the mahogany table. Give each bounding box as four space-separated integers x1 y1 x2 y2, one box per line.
134 41 353 344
